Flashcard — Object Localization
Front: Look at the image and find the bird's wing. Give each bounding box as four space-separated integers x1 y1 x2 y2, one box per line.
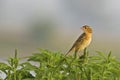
65 33 85 55
71 33 86 50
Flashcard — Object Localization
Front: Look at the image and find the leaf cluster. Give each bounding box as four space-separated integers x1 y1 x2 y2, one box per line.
0 49 120 80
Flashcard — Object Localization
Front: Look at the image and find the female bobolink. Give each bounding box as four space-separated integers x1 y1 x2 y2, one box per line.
65 25 92 56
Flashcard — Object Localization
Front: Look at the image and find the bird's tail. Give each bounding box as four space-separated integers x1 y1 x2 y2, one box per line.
65 47 74 56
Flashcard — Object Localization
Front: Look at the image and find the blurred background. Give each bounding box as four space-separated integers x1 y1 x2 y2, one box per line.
0 0 120 59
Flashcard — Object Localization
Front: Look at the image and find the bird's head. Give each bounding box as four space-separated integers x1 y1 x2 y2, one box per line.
81 25 92 33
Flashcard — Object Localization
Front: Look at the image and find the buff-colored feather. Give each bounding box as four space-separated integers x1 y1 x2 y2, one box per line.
65 25 92 56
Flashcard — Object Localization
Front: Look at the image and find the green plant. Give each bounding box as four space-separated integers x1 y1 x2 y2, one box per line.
0 49 35 80
0 49 120 80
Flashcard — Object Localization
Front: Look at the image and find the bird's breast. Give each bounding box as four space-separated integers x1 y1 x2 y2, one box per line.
77 35 92 50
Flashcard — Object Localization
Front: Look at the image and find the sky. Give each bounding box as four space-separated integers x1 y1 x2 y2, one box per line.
0 0 120 29
0 0 120 58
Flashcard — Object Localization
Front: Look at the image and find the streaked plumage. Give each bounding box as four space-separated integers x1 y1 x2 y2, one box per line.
65 25 92 56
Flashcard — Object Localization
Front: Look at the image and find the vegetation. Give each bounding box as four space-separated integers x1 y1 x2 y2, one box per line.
0 49 120 80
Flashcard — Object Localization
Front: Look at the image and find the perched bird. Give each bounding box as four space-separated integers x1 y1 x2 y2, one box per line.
65 25 92 56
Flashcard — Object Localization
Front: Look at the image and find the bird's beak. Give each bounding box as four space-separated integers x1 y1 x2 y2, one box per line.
81 27 84 30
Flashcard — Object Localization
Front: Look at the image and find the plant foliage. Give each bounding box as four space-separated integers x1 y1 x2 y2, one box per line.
0 49 120 80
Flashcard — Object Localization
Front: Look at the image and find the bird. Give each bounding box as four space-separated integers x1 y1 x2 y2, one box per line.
65 25 92 56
